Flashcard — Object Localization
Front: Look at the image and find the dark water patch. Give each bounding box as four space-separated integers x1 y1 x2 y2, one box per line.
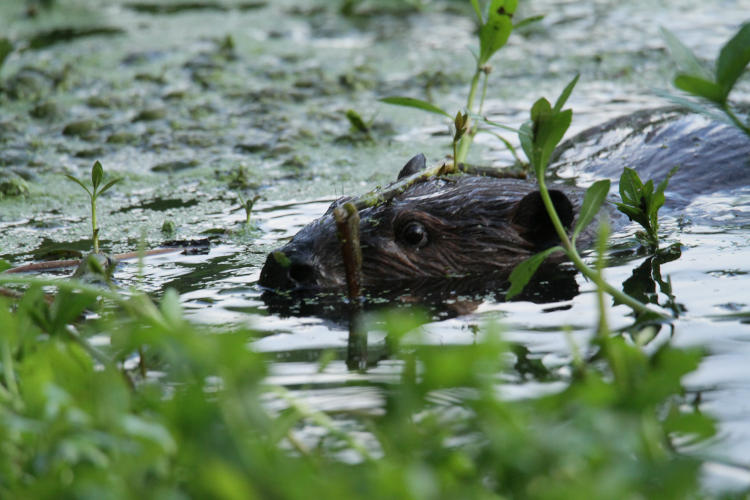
151 159 199 172
28 27 124 50
114 197 200 214
125 1 267 15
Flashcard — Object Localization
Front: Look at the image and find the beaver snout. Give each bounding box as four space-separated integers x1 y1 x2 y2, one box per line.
259 249 320 290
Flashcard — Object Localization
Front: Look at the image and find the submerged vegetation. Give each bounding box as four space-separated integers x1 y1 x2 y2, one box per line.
0 0 749 497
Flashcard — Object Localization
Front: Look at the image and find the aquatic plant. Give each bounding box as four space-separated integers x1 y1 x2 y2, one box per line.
237 192 261 229
381 0 539 164
65 161 121 254
0 270 717 498
662 22 750 138
507 77 664 319
615 166 678 250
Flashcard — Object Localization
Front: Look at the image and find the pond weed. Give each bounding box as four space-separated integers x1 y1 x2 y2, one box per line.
65 160 122 254
381 0 537 165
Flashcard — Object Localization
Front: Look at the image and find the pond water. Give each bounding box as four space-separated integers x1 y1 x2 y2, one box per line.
2 0 750 486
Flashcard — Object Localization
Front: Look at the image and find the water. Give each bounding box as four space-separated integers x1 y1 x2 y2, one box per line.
1 0 750 483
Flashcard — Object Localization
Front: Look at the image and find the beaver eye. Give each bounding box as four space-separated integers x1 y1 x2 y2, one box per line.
399 221 429 248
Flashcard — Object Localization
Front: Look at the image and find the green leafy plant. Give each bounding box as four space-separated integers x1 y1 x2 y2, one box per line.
615 166 678 250
381 0 540 165
0 270 718 498
65 161 121 254
507 77 662 319
661 22 750 137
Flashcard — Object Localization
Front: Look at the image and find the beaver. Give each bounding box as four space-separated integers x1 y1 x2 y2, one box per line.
259 109 750 293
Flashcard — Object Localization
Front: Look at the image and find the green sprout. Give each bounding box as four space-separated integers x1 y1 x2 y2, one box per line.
452 110 470 165
65 161 122 254
381 0 541 165
615 166 677 250
661 22 750 138
507 76 662 319
237 192 261 228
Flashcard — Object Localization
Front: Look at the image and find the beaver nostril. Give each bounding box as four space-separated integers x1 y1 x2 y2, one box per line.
288 262 315 284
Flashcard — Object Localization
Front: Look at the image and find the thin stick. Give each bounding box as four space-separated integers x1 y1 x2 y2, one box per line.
333 203 363 302
333 202 368 371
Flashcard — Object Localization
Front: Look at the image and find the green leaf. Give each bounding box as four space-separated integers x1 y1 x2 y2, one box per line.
506 246 562 300
660 27 713 81
518 120 533 165
533 108 572 178
469 0 482 23
618 168 643 206
716 22 750 99
65 174 93 197
514 14 544 31
50 289 98 335
553 74 579 112
91 161 104 191
345 109 369 133
529 96 552 122
0 38 12 70
674 74 725 103
648 190 666 226
653 89 730 124
572 179 611 242
0 258 11 272
476 114 519 133
379 96 452 118
614 203 644 224
478 0 517 66
98 178 122 196
655 165 679 199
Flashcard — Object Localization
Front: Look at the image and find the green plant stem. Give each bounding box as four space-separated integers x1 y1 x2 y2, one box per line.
478 70 490 116
722 103 750 137
91 196 99 254
455 68 484 163
536 177 666 318
595 225 609 336
466 68 481 112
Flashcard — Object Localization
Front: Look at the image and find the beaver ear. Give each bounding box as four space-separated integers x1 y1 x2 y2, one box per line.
512 190 574 247
397 153 427 180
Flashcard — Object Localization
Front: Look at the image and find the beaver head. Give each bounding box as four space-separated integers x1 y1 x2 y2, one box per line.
259 154 580 292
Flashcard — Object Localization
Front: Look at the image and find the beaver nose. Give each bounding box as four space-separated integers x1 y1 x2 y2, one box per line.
288 261 315 284
259 250 318 290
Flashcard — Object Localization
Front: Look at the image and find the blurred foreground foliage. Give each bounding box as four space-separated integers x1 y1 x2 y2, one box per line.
0 280 730 499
